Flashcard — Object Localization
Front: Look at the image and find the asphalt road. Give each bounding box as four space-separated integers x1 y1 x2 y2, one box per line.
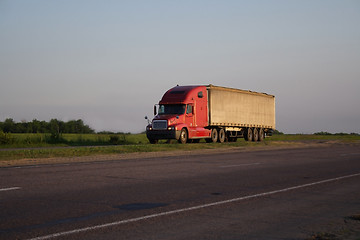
1 144 360 240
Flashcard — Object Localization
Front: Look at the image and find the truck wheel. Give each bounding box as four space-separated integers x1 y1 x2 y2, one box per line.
211 128 218 143
244 128 253 141
178 128 188 144
218 128 225 143
258 128 265 141
252 128 259 142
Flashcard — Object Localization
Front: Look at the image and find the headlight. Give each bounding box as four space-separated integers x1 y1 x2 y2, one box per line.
167 126 175 131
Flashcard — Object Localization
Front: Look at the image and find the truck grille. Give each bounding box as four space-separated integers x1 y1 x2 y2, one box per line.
152 120 168 130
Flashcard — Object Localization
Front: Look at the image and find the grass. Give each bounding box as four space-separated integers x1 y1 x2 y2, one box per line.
270 134 360 142
0 133 359 162
349 214 360 221
0 133 148 148
0 140 251 161
307 214 360 240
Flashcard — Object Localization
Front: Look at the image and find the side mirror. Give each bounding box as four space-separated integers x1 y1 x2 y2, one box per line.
145 116 150 125
153 105 157 115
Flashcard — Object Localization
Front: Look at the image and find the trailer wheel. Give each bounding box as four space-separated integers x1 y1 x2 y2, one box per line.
218 128 225 143
211 128 218 143
178 128 188 144
252 128 259 142
244 128 253 141
258 128 265 141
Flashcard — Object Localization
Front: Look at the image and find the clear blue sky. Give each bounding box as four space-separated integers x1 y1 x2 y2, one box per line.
1 0 359 133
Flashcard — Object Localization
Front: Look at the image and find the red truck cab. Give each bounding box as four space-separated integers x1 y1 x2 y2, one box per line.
146 85 211 144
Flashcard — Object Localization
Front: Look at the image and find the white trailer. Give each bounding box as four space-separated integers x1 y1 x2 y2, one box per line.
207 85 275 141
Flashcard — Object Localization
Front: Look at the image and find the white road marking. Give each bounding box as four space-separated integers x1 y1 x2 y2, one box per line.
0 187 21 192
220 163 261 168
28 172 360 240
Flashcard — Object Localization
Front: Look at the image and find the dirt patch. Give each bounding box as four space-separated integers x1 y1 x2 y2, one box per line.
307 214 360 240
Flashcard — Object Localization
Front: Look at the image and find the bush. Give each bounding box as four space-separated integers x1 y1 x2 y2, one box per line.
0 130 13 144
314 131 332 135
109 135 126 145
273 129 284 135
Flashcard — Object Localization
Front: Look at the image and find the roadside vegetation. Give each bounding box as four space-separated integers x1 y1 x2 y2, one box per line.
1 119 359 162
307 214 360 240
0 118 141 147
0 132 146 148
270 132 360 141
0 131 359 162
0 118 95 134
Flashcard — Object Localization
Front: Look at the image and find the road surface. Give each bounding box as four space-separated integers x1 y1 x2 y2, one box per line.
1 144 360 239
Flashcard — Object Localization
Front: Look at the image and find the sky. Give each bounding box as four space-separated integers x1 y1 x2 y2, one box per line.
1 0 359 134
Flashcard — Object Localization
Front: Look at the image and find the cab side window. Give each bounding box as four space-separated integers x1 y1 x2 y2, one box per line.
186 104 193 114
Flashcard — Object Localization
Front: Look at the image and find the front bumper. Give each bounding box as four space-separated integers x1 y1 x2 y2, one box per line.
146 129 181 140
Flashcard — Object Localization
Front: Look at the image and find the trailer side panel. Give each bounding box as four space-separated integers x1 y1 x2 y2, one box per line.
207 85 275 129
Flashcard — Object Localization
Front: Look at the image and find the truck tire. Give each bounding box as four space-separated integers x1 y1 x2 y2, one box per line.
218 128 225 143
258 128 265 141
252 128 259 142
178 128 188 144
211 128 218 143
244 128 253 141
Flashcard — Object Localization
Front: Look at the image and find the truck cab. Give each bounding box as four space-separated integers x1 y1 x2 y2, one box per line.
146 85 211 144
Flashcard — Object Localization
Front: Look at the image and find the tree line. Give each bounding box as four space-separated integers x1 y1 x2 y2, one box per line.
0 118 95 134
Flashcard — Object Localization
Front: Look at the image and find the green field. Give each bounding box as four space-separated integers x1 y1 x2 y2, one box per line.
0 133 359 162
0 133 148 148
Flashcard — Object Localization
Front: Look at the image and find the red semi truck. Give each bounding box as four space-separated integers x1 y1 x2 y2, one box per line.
146 85 275 144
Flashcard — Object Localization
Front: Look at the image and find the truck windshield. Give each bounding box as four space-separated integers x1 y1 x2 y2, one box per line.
158 104 185 115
